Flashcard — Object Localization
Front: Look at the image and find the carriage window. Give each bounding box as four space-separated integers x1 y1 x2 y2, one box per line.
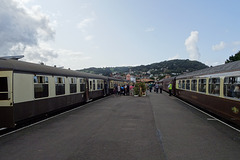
186 80 190 90
198 79 206 93
80 78 86 92
69 78 77 93
97 80 101 90
182 80 185 89
90 81 93 90
0 77 9 100
101 81 104 89
224 76 240 99
178 80 182 89
93 80 96 90
191 80 197 91
98 80 103 90
55 77 65 95
34 76 49 98
208 78 220 95
110 81 114 88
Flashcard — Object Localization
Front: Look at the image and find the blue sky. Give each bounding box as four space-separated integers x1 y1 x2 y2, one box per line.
1 0 240 70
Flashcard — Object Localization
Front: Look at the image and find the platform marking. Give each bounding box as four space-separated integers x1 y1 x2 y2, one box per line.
156 129 168 160
177 98 240 133
207 118 217 121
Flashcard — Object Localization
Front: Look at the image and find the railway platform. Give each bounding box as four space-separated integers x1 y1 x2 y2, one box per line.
0 92 240 160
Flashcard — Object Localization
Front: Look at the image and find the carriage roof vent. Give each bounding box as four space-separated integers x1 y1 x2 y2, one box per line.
0 55 24 60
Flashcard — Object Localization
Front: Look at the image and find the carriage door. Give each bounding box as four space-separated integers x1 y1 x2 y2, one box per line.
103 80 106 95
105 80 109 95
88 79 93 100
0 71 13 106
85 78 90 102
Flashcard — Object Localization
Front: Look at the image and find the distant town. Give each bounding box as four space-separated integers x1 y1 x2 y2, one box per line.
79 59 209 83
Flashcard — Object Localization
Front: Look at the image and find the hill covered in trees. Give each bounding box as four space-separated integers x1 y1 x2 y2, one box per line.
225 51 240 63
78 59 209 78
131 59 208 74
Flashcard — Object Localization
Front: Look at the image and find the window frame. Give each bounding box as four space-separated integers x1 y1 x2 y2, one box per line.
0 77 9 100
208 77 220 96
198 78 206 93
93 80 96 91
80 78 86 92
178 80 182 89
69 77 77 94
191 79 197 91
55 76 65 95
182 80 185 89
34 75 49 99
186 80 190 90
224 76 240 99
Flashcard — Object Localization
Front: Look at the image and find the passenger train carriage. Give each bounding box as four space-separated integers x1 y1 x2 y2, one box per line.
0 59 126 128
162 60 240 126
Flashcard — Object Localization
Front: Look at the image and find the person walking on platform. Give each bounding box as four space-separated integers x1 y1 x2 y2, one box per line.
117 84 121 95
149 83 153 92
127 84 130 95
114 84 117 95
130 84 134 96
168 82 172 96
159 83 163 93
155 83 159 93
124 84 127 95
121 85 124 95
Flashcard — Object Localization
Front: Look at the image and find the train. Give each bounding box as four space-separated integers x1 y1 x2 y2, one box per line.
0 58 128 128
161 60 240 126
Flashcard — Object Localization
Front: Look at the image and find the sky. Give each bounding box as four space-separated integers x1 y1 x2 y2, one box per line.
1 0 240 70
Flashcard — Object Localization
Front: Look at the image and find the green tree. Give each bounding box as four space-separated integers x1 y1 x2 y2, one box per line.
225 51 240 63
134 82 146 96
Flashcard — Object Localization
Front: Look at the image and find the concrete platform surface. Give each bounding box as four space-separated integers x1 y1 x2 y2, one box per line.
0 92 240 160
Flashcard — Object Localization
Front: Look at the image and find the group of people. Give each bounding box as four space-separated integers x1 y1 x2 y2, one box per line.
113 81 174 96
148 83 163 94
113 84 134 96
148 82 173 96
228 84 240 98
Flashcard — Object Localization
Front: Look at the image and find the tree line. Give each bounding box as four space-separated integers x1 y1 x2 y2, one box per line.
78 50 240 77
78 59 208 76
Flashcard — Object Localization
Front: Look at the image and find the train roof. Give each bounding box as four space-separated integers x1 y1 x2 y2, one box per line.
197 70 240 78
177 60 240 79
0 59 108 79
108 77 126 82
159 77 175 82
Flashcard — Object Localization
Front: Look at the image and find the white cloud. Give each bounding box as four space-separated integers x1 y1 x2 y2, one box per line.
85 35 94 41
229 41 240 53
212 41 226 51
145 27 155 32
22 42 58 63
185 31 200 60
0 0 55 58
50 49 92 69
21 42 91 69
77 17 95 42
77 18 94 33
204 61 223 67
15 0 32 3
0 0 92 70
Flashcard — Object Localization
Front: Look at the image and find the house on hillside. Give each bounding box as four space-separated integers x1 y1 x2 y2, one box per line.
137 78 154 83
126 73 136 83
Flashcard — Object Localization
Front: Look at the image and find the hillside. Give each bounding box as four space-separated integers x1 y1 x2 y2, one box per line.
132 59 208 74
78 59 209 78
